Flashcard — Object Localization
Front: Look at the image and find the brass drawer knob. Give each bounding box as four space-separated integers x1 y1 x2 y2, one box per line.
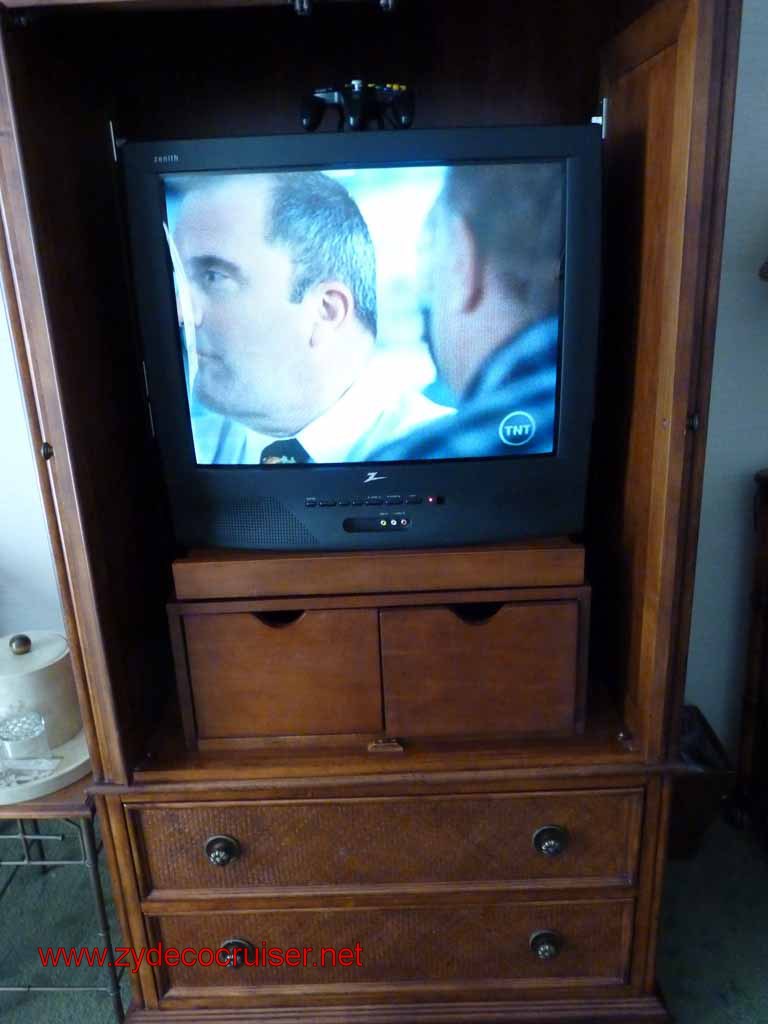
205 834 241 866
530 930 563 960
533 825 568 857
219 939 254 969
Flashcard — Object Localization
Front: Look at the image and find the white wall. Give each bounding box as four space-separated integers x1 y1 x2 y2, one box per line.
0 293 64 636
684 0 768 754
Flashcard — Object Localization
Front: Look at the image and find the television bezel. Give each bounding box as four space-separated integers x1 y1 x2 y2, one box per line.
119 125 602 551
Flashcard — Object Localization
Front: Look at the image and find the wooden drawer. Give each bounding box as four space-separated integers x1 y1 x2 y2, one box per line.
129 788 643 897
179 609 382 743
381 597 589 738
171 587 589 748
149 898 634 995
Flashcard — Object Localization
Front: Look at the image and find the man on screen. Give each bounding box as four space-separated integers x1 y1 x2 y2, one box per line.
372 163 563 461
172 172 452 464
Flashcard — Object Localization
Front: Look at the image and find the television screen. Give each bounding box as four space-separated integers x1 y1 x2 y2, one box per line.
161 161 565 467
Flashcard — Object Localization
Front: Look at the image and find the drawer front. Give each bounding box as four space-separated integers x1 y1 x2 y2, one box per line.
381 599 587 738
151 899 634 993
131 789 643 896
182 609 382 740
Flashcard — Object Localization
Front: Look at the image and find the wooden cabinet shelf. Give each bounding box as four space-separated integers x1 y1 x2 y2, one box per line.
171 540 586 600
170 579 591 750
131 698 635 786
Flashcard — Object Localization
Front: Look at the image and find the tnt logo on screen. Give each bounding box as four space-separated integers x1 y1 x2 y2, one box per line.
499 411 536 446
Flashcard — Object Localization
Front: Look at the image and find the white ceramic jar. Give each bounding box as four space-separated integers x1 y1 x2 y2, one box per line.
0 631 82 750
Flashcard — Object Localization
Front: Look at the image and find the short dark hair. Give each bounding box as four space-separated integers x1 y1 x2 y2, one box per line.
441 163 563 320
170 171 377 337
267 172 377 338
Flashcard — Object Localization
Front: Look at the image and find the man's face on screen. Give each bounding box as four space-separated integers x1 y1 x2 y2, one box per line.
418 196 468 399
173 178 315 434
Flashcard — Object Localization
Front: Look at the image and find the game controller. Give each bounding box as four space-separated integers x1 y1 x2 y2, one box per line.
294 1 398 14
301 81 414 132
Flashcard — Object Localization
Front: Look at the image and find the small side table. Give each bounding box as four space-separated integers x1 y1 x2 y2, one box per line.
0 776 124 1022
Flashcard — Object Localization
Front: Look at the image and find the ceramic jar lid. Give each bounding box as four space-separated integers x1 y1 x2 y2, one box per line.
0 631 69 678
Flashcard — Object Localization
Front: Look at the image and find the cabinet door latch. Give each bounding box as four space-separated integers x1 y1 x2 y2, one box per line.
592 97 608 140
367 738 405 754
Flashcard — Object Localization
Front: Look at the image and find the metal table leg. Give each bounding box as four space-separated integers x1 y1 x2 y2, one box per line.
79 816 124 1023
0 810 125 1023
21 818 48 873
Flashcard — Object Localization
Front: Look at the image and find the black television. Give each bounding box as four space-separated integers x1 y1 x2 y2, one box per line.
119 125 601 552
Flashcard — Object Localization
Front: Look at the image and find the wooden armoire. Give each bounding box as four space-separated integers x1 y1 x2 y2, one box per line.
2 0 741 1020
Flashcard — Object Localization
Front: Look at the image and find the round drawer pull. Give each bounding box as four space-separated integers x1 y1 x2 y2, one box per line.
219 938 254 969
205 834 241 867
529 930 563 961
532 825 568 857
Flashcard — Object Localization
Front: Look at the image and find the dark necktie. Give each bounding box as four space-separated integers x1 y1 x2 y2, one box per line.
260 439 312 464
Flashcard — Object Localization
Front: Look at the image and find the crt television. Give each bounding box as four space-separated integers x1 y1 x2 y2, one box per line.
119 125 601 551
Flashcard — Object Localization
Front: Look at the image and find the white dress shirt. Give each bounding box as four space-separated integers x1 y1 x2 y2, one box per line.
191 348 454 465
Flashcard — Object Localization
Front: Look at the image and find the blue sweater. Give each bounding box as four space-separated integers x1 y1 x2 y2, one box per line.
371 316 559 461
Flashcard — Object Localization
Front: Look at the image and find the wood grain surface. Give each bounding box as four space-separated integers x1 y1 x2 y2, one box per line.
172 543 585 601
381 602 584 738
183 610 383 740
0 0 742 1021
148 898 634 991
130 788 643 896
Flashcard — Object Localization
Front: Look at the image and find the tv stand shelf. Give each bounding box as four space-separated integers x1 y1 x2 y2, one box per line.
168 545 591 751
171 538 585 600
132 702 635 786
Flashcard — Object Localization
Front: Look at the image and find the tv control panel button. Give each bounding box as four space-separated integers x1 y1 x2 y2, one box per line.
343 516 410 533
305 494 444 510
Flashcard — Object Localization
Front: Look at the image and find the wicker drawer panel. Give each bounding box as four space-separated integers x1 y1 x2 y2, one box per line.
150 898 634 993
131 789 643 896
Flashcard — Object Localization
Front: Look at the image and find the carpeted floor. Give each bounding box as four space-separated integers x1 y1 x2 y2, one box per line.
0 815 765 1022
658 819 768 1022
0 817 132 1022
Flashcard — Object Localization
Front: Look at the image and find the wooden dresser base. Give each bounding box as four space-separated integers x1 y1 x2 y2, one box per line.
126 994 670 1022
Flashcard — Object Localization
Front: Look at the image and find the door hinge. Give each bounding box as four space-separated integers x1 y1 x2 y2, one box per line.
686 412 701 433
107 120 121 163
592 97 608 140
